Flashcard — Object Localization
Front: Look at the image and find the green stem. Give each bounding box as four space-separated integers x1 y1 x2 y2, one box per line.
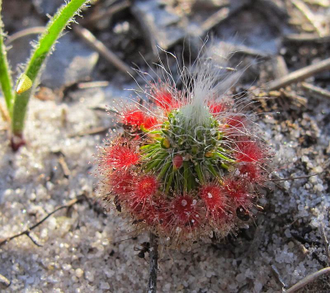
11 0 89 136
195 164 204 184
187 169 195 191
145 152 168 172
0 0 14 115
157 159 171 180
143 129 162 135
142 148 162 160
220 163 229 170
183 161 189 192
207 162 219 178
214 152 236 163
140 143 159 151
165 170 174 194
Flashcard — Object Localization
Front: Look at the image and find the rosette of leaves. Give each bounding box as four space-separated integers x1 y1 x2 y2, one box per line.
98 49 269 247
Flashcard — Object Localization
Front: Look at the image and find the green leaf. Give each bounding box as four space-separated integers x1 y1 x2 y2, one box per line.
11 0 90 136
0 0 14 115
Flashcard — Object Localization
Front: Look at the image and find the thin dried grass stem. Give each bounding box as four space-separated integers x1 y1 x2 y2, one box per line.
267 57 330 90
147 232 159 293
0 195 85 247
285 267 330 293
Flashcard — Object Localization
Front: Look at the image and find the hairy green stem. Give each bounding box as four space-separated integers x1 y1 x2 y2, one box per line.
0 0 14 115
11 0 89 136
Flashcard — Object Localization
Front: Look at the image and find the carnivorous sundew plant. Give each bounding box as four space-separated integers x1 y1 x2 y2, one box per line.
0 0 89 150
97 46 270 246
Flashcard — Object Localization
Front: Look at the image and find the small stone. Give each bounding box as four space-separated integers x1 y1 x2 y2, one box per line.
75 268 84 278
40 228 48 239
28 192 37 201
301 155 309 163
62 264 72 271
284 229 291 238
26 276 35 284
314 184 324 192
288 241 294 249
0 274 11 289
313 166 323 173
235 273 246 282
85 270 94 282
100 281 110 290
254 281 263 292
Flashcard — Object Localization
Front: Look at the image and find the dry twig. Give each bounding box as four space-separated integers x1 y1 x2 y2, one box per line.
148 232 159 293
0 274 11 290
4 26 45 45
73 25 134 76
89 105 120 115
201 7 230 32
291 0 324 36
271 264 287 289
269 171 324 182
58 154 71 178
83 0 130 25
77 81 109 89
267 57 330 90
283 33 330 43
320 224 330 264
69 126 110 137
0 101 10 122
200 1 249 35
285 267 330 293
304 0 329 7
301 82 330 99
0 195 85 247
293 238 309 255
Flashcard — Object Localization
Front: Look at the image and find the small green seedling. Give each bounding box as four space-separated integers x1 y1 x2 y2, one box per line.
0 0 90 150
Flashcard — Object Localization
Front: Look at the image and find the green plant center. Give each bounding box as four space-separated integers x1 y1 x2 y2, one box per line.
141 104 235 195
